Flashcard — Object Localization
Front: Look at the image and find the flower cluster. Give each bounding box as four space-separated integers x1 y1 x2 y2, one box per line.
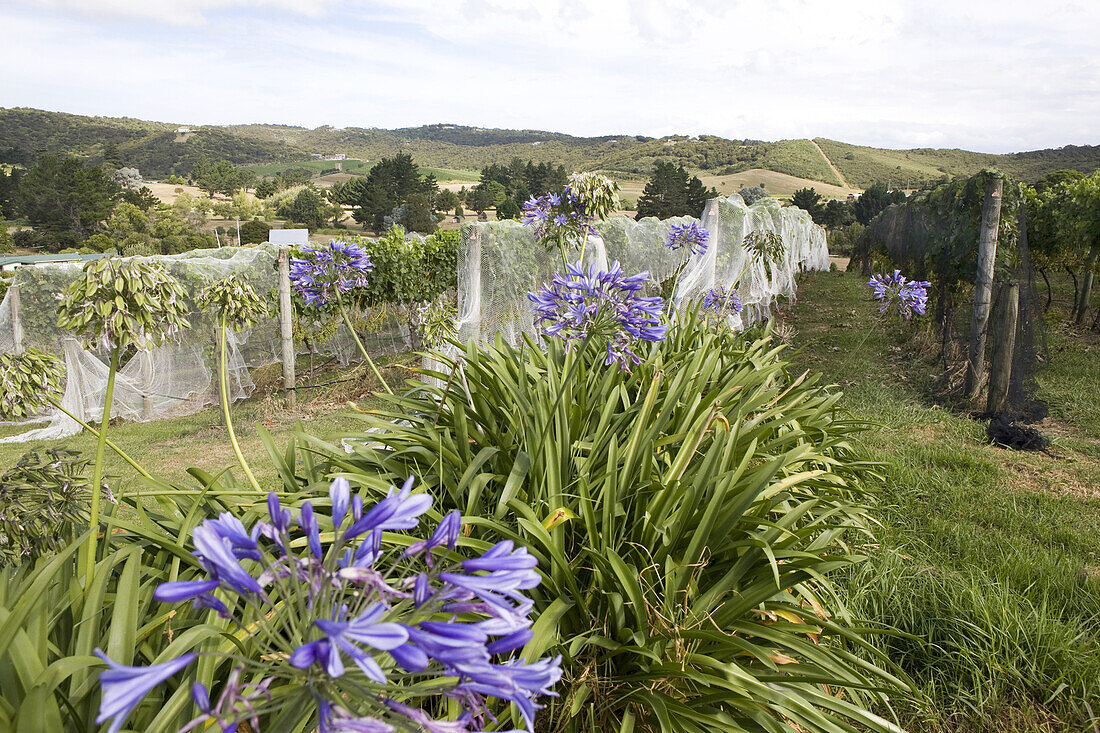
868 270 931 319
566 172 620 223
197 274 270 331
56 257 190 351
701 286 743 318
0 448 88 566
289 239 374 307
0 347 64 421
665 221 710 256
94 477 561 733
521 187 598 246
528 260 667 369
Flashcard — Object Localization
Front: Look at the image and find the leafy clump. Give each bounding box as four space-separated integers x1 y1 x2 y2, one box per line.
332 310 911 732
0 347 64 420
0 448 89 566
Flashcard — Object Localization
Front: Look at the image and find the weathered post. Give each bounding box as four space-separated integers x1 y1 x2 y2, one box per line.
9 282 24 355
1076 245 1098 325
277 246 296 410
986 281 1019 416
964 174 1003 398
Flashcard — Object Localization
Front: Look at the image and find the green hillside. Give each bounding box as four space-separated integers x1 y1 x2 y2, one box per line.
816 138 1100 188
1 107 1096 189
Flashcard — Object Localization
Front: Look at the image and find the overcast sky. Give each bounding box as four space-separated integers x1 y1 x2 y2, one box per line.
1 0 1097 153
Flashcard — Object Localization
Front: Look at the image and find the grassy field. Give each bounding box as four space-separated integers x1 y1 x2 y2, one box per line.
783 270 1100 731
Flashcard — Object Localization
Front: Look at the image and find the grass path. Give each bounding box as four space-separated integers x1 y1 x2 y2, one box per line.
783 270 1100 731
811 138 851 189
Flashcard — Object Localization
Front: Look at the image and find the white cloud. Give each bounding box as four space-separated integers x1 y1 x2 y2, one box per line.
0 0 1097 152
14 0 332 26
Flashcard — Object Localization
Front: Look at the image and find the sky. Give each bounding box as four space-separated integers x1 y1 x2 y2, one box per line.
1 0 1097 153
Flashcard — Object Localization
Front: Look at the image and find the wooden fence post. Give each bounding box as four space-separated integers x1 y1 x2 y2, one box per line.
9 282 25 355
986 281 1018 416
964 175 1003 398
277 246 296 410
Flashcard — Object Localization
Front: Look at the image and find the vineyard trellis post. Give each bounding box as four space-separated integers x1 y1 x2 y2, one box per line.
278 246 296 409
986 280 1018 416
9 282 24 355
964 175 1003 399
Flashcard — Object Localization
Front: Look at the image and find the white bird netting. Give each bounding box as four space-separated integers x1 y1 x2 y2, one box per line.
675 194 829 327
455 195 828 347
0 245 411 443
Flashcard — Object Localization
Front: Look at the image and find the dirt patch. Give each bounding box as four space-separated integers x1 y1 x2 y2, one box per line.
1004 452 1100 500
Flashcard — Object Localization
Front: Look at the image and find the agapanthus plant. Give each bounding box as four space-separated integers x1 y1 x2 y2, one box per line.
289 239 391 393
56 256 190 580
868 269 931 319
665 221 709 256
701 285 743 319
521 188 598 251
528 260 666 369
198 275 271 492
289 239 374 307
95 477 561 733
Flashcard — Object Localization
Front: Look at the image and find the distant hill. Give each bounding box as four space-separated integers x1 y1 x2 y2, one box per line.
815 138 1100 190
1 107 1097 190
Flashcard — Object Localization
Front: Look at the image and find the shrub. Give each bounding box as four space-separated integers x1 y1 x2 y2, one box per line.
318 311 910 731
238 219 271 245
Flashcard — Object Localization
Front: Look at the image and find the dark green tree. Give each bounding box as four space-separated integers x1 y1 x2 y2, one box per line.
280 188 326 231
101 142 124 168
465 185 494 215
496 198 522 220
255 178 278 199
636 162 715 219
821 199 855 229
17 155 119 250
853 182 906 225
192 157 246 197
404 192 438 234
790 187 826 224
435 188 460 214
349 154 436 231
121 186 159 211
239 219 272 245
0 168 23 218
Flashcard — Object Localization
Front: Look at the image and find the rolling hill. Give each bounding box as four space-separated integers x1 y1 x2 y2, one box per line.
1 107 1097 192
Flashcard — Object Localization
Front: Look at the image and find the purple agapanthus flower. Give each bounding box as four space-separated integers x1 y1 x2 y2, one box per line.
289 239 374 307
701 286 743 317
522 186 598 245
528 260 667 369
868 270 931 319
95 649 197 733
665 221 710 255
101 477 561 733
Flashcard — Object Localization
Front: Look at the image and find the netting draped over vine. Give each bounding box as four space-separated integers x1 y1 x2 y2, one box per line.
0 245 410 443
674 194 830 327
456 222 609 346
455 197 829 348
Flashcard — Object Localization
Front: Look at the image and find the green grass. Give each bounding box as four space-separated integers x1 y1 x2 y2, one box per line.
783 270 1100 731
417 166 480 183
